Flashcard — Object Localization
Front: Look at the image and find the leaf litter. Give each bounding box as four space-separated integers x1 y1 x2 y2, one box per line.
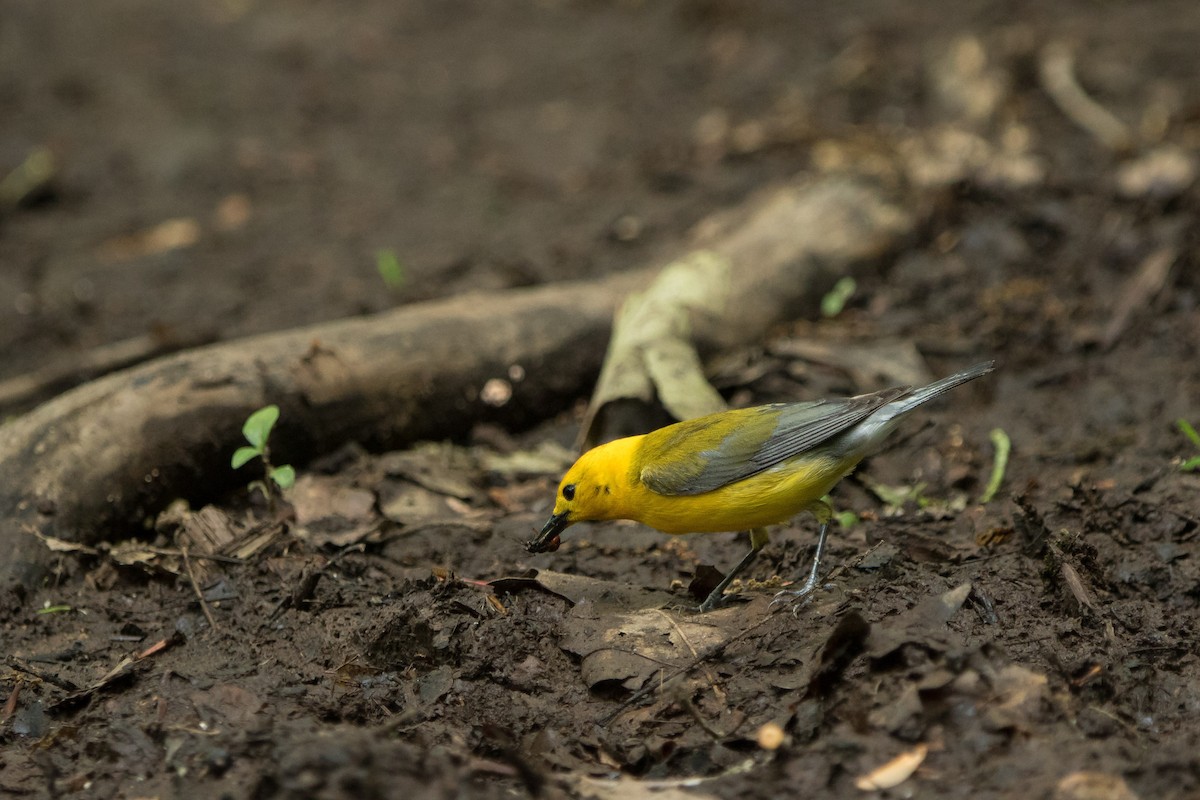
6 335 1200 799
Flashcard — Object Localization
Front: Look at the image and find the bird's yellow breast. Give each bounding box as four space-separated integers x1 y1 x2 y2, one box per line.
624 452 856 534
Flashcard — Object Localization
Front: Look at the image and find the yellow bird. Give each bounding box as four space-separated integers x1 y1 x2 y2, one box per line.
526 361 994 611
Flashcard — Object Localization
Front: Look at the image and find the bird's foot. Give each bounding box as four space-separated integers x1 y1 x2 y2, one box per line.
697 591 733 613
769 578 825 616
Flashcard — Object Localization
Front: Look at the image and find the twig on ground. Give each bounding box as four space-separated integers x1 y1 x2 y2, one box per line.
1 682 18 724
655 609 727 703
6 656 81 692
598 610 777 727
181 545 218 630
1039 41 1134 153
266 543 366 623
1101 247 1177 351
50 633 184 712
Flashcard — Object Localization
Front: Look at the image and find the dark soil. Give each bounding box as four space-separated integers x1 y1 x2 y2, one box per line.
4 1 1200 798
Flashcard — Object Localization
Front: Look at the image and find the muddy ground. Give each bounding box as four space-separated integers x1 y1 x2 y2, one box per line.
3 1 1200 798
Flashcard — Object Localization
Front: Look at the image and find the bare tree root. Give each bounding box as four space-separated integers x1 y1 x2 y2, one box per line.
0 175 913 610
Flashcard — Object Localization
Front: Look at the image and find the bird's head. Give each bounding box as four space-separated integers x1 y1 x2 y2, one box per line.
524 440 633 553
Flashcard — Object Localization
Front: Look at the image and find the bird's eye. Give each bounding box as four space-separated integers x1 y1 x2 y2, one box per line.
562 484 576 501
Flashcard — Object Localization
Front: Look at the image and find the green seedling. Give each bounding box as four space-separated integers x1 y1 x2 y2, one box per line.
37 603 72 615
867 480 930 512
1177 418 1200 472
816 494 858 529
834 508 860 529
376 248 406 291
820 276 856 318
232 405 295 506
979 427 1011 503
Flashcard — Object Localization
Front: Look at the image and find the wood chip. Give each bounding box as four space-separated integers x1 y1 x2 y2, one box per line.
854 743 928 790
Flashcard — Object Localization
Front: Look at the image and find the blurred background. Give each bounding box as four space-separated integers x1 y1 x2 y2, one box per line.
2 0 1198 396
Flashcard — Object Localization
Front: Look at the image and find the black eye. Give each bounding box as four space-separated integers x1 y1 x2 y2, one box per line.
563 484 576 501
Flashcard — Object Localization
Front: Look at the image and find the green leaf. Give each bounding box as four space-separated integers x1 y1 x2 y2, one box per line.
1177 418 1200 449
820 276 856 318
269 464 296 490
1181 456 1200 473
231 446 260 469
37 604 72 615
834 509 859 529
242 405 280 449
376 249 406 290
867 481 927 509
979 427 1012 504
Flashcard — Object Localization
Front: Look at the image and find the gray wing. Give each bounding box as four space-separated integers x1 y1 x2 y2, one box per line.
640 387 907 496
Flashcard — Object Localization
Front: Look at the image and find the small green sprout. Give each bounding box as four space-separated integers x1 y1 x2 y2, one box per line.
834 508 860 529
867 481 929 510
820 276 857 318
979 428 1011 503
817 494 859 528
376 249 406 291
232 405 295 504
1177 419 1200 472
37 603 72 615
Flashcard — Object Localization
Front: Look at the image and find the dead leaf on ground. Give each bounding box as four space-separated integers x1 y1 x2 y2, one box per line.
768 337 931 390
108 542 171 571
1099 246 1177 352
866 582 972 659
985 663 1050 731
854 742 928 791
290 474 381 547
1054 772 1141 800
899 125 1045 191
32 531 100 554
51 633 184 712
489 569 677 609
192 683 266 729
480 440 575 479
559 606 732 692
98 217 201 262
380 481 488 531
576 775 720 800
1114 147 1195 200
378 443 479 500
487 478 555 513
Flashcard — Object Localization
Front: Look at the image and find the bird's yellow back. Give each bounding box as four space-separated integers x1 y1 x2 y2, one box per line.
623 448 853 534
554 419 859 535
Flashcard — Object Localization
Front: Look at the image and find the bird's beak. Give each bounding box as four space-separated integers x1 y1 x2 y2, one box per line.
526 511 569 553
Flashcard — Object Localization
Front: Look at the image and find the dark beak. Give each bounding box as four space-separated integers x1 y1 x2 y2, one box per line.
526 511 569 553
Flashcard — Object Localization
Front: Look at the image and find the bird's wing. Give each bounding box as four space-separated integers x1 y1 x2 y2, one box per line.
639 388 908 496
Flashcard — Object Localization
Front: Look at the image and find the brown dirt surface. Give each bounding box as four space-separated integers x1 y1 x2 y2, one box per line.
4 1 1200 798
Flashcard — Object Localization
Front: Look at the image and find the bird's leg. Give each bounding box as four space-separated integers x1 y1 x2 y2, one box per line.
697 527 770 612
772 501 833 607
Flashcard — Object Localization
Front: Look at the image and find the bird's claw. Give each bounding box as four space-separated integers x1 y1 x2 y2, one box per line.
696 592 732 613
770 582 826 616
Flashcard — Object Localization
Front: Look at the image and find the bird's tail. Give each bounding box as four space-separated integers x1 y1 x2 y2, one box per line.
884 360 995 420
843 360 994 452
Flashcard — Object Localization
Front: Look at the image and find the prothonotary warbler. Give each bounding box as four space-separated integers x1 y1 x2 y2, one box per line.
526 361 994 611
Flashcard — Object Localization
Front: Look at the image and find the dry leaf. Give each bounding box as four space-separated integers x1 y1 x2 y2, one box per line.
854 743 928 790
379 443 478 500
1054 772 1140 800
98 218 200 262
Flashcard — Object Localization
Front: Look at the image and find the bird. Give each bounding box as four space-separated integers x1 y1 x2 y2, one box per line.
526 361 994 612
